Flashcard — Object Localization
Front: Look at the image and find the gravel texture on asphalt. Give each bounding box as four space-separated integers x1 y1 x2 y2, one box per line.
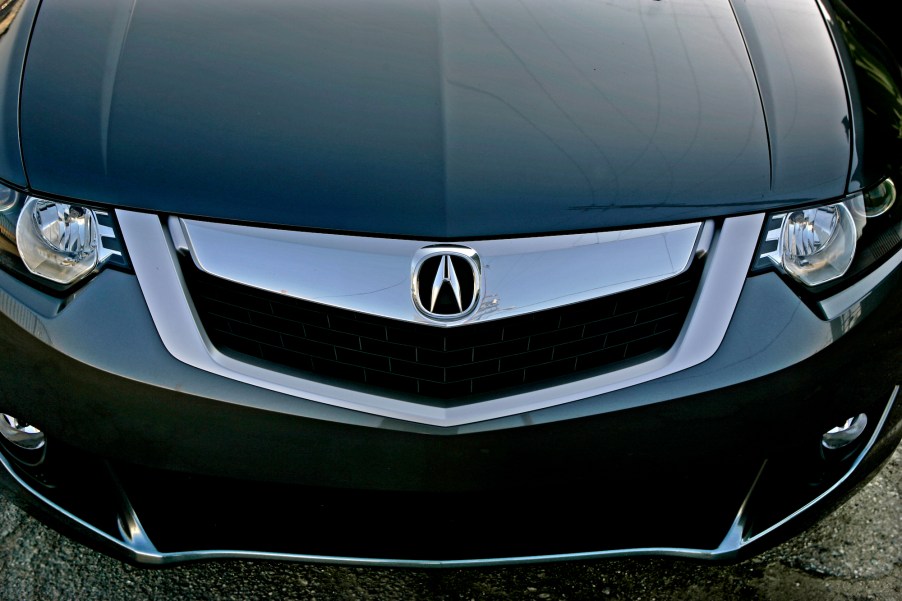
0 444 899 600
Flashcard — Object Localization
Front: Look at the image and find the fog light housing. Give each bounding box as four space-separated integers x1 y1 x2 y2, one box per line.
0 413 46 451
821 413 868 451
15 197 100 285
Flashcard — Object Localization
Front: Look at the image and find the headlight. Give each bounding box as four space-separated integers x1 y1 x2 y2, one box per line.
753 176 901 292
780 198 862 287
0 183 128 291
16 197 100 285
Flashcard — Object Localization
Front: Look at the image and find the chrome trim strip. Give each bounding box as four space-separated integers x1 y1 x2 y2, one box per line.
740 385 898 547
118 211 763 427
695 220 716 258
115 502 157 556
715 460 767 552
0 385 895 567
107 463 158 555
819 245 902 320
174 217 702 326
759 212 787 266
93 209 124 265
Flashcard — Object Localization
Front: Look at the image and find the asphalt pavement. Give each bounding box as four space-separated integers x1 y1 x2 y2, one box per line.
0 444 899 600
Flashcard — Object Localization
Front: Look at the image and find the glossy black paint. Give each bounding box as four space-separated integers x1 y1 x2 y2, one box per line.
840 0 902 60
830 0 902 192
0 255 898 483
730 0 850 199
1 264 901 561
18 0 850 238
0 0 40 186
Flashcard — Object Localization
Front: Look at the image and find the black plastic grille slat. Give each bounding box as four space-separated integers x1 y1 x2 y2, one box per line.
182 257 702 400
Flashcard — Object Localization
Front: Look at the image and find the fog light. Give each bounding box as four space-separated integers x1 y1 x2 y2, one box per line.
0 414 46 451
821 413 868 451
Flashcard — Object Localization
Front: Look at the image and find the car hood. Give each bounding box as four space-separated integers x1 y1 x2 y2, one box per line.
19 0 850 238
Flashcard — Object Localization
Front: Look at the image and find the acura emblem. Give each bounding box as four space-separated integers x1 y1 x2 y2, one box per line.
412 246 481 320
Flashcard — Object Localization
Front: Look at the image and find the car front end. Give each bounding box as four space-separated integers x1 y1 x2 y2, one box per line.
0 0 901 566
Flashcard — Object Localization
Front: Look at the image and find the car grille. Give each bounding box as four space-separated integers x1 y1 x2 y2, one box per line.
182 258 702 402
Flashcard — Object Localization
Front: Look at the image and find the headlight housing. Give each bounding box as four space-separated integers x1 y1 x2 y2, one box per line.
779 199 862 287
753 176 901 293
0 183 128 291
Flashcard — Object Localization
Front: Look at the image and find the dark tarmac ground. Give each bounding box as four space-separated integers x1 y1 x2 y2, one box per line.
0 443 899 600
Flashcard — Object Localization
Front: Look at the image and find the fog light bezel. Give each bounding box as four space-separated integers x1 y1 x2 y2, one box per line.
0 413 46 451
821 413 869 451
0 413 48 468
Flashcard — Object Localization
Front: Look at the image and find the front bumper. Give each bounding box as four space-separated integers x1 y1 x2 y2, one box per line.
1 215 901 566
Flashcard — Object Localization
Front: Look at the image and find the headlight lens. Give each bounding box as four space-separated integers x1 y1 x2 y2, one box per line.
16 198 100 285
780 199 860 287
754 176 902 292
0 184 127 290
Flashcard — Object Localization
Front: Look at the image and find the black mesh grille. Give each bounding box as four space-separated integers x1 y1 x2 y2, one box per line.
182 258 702 401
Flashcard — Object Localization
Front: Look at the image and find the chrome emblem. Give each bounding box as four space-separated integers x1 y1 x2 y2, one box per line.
412 246 481 320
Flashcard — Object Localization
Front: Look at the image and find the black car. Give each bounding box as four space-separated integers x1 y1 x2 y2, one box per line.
0 0 900 566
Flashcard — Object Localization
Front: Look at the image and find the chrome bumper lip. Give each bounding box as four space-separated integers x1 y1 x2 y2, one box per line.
118 211 763 427
2 387 896 568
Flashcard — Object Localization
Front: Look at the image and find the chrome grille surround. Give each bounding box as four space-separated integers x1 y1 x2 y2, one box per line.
118 212 764 426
